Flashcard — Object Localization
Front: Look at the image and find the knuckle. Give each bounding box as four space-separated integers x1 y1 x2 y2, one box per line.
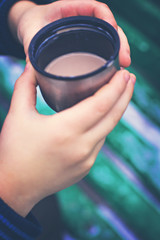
84 157 95 172
14 79 20 91
96 101 109 114
73 143 91 163
14 76 24 91
98 1 110 10
79 145 91 161
117 70 129 92
118 26 123 32
100 2 108 7
53 130 71 145
116 83 124 95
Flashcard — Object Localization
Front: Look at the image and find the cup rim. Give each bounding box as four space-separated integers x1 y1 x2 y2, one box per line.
29 16 120 81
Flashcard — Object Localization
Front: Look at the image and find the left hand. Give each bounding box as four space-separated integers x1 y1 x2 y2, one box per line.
8 0 131 67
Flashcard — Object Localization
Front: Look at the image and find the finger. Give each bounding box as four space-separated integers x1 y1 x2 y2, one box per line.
92 2 117 29
10 62 37 113
87 74 136 142
58 70 131 132
52 1 117 29
118 26 131 67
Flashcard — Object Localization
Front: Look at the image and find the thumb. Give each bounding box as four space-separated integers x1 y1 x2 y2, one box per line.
10 62 37 113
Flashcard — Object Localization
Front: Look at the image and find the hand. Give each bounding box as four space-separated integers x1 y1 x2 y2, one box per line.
0 63 136 217
8 0 131 67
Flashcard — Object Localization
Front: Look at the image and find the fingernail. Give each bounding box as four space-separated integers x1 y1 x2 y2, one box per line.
130 75 136 84
124 71 130 82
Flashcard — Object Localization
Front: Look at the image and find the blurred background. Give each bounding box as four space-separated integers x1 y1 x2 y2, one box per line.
0 0 160 239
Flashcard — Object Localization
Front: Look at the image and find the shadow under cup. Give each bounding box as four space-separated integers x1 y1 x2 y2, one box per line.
29 16 120 112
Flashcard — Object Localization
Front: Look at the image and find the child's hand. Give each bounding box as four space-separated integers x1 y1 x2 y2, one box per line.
0 63 135 217
8 0 131 67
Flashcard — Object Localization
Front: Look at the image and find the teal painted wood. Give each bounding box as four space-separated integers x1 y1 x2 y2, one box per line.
0 0 160 239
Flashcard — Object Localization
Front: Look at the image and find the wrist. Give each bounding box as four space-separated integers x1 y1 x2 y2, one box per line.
8 0 36 44
0 166 35 217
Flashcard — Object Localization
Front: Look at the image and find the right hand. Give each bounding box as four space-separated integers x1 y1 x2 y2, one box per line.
0 63 135 217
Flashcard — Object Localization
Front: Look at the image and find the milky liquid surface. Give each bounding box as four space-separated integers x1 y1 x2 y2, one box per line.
45 52 106 77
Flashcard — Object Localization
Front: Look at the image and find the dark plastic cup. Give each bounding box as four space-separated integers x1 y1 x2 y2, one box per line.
29 16 120 112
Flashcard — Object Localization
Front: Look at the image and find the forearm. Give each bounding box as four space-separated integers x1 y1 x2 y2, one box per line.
0 169 34 217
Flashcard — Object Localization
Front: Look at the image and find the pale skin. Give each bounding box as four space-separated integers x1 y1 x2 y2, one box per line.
0 0 136 217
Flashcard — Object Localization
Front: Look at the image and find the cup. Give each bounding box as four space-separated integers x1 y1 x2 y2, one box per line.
29 16 120 112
